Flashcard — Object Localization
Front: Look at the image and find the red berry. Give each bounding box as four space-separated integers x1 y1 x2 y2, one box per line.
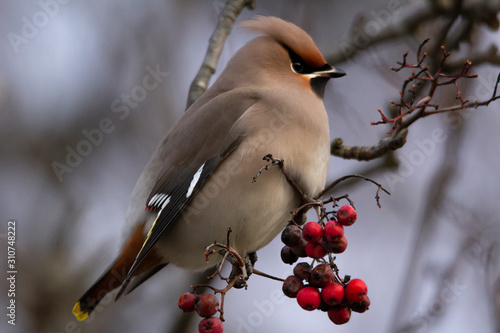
195 294 219 318
178 292 196 312
309 264 334 288
321 282 345 306
198 317 223 333
345 278 368 303
326 236 348 254
305 241 327 259
337 205 357 226
324 220 344 242
302 222 324 242
282 275 304 298
296 286 321 311
281 246 299 264
281 225 302 246
293 262 311 281
328 307 351 325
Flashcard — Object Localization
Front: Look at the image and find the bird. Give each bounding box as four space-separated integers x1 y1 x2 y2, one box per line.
73 15 345 321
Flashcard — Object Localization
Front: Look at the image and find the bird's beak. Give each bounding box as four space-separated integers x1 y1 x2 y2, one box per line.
312 65 346 78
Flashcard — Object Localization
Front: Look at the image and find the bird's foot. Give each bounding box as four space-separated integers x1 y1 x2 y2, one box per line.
227 252 257 289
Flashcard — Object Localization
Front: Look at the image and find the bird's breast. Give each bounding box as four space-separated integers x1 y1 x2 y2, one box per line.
153 101 330 270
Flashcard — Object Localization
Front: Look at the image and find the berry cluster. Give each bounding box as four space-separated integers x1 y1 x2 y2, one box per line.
178 292 223 333
280 205 370 325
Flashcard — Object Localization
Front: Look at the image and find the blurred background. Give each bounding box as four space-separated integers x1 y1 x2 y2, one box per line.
1 0 500 332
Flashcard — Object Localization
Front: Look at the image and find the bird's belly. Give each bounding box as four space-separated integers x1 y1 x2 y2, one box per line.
154 123 329 270
155 154 299 270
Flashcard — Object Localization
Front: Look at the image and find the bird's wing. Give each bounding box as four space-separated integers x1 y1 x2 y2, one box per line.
116 89 258 299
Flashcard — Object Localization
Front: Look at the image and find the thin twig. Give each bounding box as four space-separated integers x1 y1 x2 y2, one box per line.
252 154 283 183
252 268 286 282
317 174 390 208
186 0 256 108
253 154 309 201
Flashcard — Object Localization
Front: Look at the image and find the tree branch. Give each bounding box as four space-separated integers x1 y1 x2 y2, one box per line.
186 0 256 109
325 0 500 66
331 130 408 161
332 40 500 162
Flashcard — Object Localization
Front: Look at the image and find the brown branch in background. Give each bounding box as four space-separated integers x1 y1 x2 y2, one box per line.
389 97 466 332
324 4 438 65
485 242 500 331
186 0 256 109
445 45 500 70
396 237 472 333
325 1 500 66
332 40 500 162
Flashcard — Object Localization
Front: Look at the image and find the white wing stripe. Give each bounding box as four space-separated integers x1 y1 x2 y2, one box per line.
148 193 170 208
148 194 160 206
186 164 204 198
156 193 166 204
161 196 171 209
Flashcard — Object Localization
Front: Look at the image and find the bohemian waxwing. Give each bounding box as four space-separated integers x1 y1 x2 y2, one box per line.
73 15 345 321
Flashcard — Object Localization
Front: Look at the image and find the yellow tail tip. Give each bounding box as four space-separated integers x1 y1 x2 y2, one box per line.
72 302 89 321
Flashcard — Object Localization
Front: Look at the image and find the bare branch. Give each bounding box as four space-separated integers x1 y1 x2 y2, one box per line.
331 129 408 161
186 0 256 109
252 268 286 282
332 41 500 161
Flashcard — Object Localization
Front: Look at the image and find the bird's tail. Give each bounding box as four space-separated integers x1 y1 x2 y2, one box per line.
72 223 167 321
72 259 130 321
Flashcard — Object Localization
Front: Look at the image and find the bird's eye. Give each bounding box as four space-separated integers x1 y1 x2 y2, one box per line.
292 61 305 73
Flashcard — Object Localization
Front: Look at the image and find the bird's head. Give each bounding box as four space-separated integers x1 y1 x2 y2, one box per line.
221 16 345 98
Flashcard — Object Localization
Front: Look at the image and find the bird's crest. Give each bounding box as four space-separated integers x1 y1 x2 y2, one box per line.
240 16 327 68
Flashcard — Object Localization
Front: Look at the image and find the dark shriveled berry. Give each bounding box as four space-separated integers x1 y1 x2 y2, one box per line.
318 300 335 312
293 262 311 281
281 246 299 264
350 295 371 313
309 264 334 288
282 275 304 298
281 225 302 246
290 239 308 258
